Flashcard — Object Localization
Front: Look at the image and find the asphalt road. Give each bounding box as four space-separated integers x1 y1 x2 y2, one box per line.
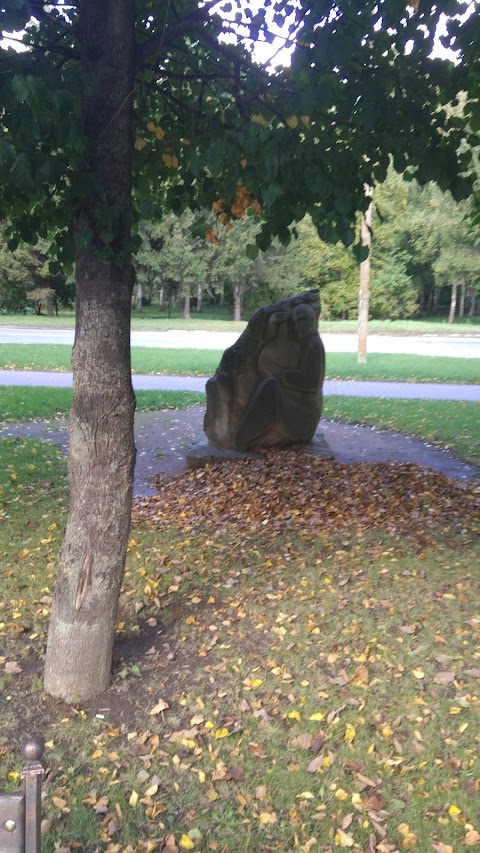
1 326 480 358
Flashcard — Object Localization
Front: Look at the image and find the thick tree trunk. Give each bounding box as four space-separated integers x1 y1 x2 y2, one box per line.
44 0 136 702
233 285 242 321
448 283 457 324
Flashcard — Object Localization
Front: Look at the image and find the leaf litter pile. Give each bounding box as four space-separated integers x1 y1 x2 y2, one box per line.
134 452 479 539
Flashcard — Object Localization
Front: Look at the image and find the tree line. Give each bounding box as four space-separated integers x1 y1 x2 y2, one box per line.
3 168 478 322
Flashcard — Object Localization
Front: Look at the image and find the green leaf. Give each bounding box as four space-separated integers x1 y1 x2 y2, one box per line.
246 243 259 260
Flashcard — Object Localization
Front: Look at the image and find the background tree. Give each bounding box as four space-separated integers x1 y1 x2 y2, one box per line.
0 1 477 702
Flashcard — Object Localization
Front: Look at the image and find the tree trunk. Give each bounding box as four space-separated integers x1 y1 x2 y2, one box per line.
233 285 242 321
135 278 143 312
468 289 477 317
448 283 457 324
459 281 466 317
357 189 373 364
44 0 136 702
47 294 54 316
181 294 191 319
196 281 203 313
159 284 164 308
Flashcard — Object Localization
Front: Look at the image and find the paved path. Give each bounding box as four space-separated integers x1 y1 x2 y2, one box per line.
1 326 480 357
1 370 479 400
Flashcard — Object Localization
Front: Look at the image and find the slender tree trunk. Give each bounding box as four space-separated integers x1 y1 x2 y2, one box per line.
159 284 164 308
196 281 203 313
44 0 136 702
181 294 191 319
233 285 242 321
357 189 373 364
448 283 458 324
468 290 477 317
135 278 143 312
459 281 466 317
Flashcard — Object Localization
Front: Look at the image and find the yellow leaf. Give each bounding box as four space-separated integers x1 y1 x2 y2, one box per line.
179 835 195 850
448 804 461 816
91 749 103 759
259 812 273 824
335 828 354 847
382 725 393 737
146 121 157 132
155 127 165 140
288 710 301 721
214 728 229 739
344 724 356 743
145 784 159 797
309 712 324 721
300 115 311 128
351 793 362 806
286 115 298 129
205 721 214 730
251 113 271 127
129 791 139 807
412 668 425 679
206 785 219 801
335 788 348 801
134 138 147 151
296 791 314 800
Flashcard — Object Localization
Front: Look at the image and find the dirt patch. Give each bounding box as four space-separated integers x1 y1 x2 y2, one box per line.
1 404 478 494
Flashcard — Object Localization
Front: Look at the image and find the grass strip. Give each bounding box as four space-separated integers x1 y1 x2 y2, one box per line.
0 387 205 421
2 310 480 334
1 344 479 383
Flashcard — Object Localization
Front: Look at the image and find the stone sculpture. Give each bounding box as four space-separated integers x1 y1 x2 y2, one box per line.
204 289 325 451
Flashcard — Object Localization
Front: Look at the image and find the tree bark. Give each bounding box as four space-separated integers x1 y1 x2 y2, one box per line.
233 284 242 321
181 294 191 319
44 0 136 702
459 281 466 317
135 278 143 312
448 282 457 324
357 189 373 364
196 281 203 313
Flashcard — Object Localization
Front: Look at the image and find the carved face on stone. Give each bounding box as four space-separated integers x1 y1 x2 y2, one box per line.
292 304 317 340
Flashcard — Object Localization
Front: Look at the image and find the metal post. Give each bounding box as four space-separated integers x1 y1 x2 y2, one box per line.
20 736 45 853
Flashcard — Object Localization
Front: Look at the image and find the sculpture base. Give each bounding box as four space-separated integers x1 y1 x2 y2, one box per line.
186 431 334 470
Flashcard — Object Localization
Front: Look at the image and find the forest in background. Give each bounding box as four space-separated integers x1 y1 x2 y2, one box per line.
1 167 479 322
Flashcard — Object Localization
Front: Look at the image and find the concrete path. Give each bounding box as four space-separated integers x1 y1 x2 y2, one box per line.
1 370 479 401
1 326 480 357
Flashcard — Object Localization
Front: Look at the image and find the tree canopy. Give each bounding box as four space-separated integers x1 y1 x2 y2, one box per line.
0 0 478 702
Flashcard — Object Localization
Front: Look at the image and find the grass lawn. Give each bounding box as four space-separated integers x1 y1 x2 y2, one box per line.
0 438 479 853
1 308 480 334
0 344 479 384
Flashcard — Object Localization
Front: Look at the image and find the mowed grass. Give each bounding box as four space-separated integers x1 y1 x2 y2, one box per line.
0 387 205 421
0 438 479 853
2 308 480 334
1 344 479 383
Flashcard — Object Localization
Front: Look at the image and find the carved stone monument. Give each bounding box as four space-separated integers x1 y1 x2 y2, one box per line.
203 289 326 451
